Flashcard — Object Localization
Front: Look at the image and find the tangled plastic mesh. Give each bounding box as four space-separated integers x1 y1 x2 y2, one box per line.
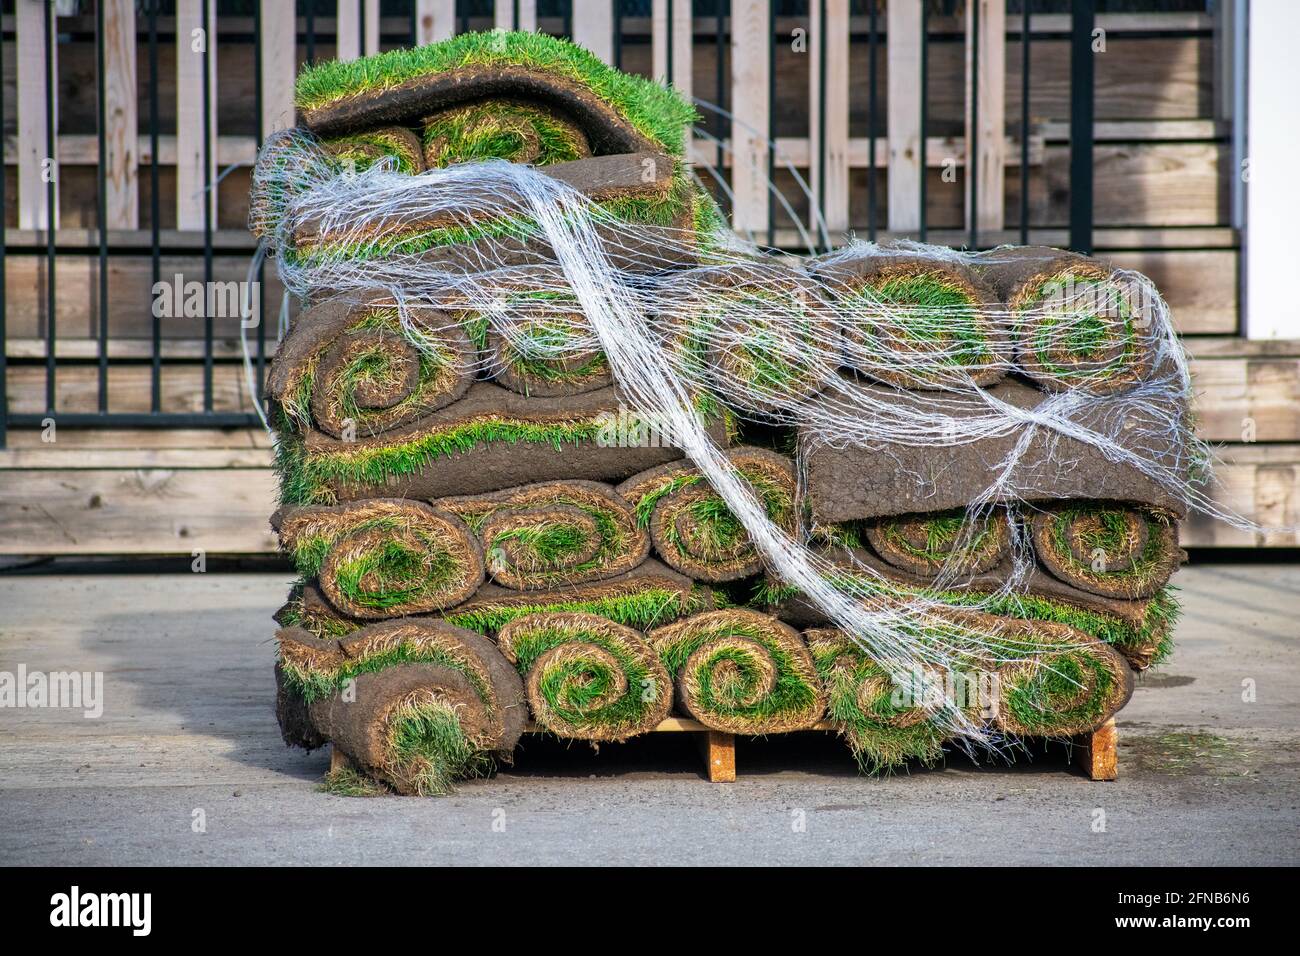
251 130 1276 747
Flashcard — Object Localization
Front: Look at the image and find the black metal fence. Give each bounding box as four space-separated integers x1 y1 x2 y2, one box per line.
0 0 1111 446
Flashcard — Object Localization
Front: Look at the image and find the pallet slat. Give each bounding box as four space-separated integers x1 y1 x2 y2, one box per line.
571 1 615 65
809 0 851 239
16 0 56 229
259 1 296 137
174 0 217 231
966 0 1005 232
415 0 456 44
729 0 770 238
887 0 924 232
103 0 139 229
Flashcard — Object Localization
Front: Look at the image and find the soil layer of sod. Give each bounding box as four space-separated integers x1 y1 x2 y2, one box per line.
800 375 1189 523
278 381 731 504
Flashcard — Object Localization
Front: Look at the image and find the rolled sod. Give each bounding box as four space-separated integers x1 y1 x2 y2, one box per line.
290 151 683 257
436 479 649 590
978 246 1158 395
293 33 694 155
812 251 1007 389
759 544 1178 672
496 612 673 741
322 126 425 174
441 266 612 398
309 663 499 795
863 507 1012 578
990 623 1136 737
276 558 712 640
445 558 712 636
277 617 526 757
800 374 1190 522
1030 503 1182 600
649 608 827 734
266 294 477 440
683 261 839 415
274 662 327 751
805 629 948 773
617 446 797 583
422 98 593 168
277 381 730 505
274 498 485 619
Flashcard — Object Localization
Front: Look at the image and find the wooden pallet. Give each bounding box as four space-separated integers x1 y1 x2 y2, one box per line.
328 717 1118 784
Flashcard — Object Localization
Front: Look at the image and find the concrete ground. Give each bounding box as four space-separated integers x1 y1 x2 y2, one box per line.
1 565 1297 866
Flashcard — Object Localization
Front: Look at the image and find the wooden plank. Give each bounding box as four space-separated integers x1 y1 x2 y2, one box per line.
1044 143 1227 228
0 467 279 555
809 0 850 239
1075 719 1118 781
887 0 923 232
690 134 1041 171
16 0 56 229
571 1 614 64
1189 355 1300 441
1181 444 1300 548
5 365 256 416
495 0 537 32
103 0 139 229
415 0 456 44
336 0 380 61
4 134 260 168
259 0 297 138
652 0 693 93
2 254 291 340
0 446 273 469
1106 250 1238 336
698 731 737 782
174 0 217 231
730 0 770 237
330 746 354 774
0 427 271 450
965 0 1005 233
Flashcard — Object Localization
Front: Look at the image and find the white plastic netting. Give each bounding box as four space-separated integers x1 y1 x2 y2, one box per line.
249 130 1274 744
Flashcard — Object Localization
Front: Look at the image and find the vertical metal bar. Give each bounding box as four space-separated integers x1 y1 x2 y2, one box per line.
817 0 826 251
766 0 775 247
666 0 674 84
1020 0 1029 245
0 12 7 450
150 0 161 412
97 0 110 412
716 2 725 143
256 0 268 407
1069 0 1094 255
613 0 622 70
307 0 317 66
563 0 572 40
969 0 979 250
918 2 927 242
202 0 214 411
410 0 419 46
867 0 877 240
44 0 57 416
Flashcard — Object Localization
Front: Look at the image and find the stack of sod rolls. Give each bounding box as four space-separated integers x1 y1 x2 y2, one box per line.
262 32 1187 794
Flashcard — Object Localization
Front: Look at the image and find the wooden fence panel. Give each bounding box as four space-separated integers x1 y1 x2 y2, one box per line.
103 0 139 229
174 0 217 231
887 0 923 232
416 0 457 44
